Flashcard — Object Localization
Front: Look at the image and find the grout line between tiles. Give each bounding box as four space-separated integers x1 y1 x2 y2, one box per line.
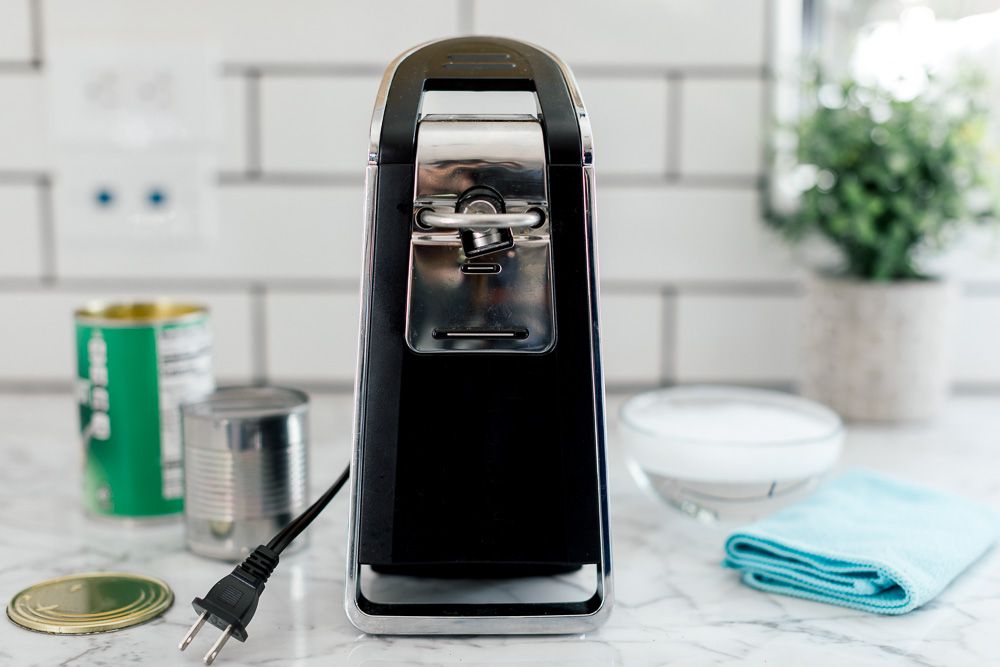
0 62 37 72
604 381 664 395
0 0 43 72
36 174 55 282
801 0 820 58
218 62 768 80
659 285 678 385
218 171 362 186
246 69 262 177
29 0 44 69
961 283 1000 297
257 379 356 392
0 276 362 292
0 377 262 393
681 281 802 296
665 72 682 179
762 0 775 74
670 379 797 392
216 171 761 189
595 173 763 188
759 0 776 187
602 280 802 296
457 0 474 34
572 64 768 79
679 174 766 188
600 282 668 294
0 170 46 184
222 63 384 77
953 383 1000 396
0 380 74 393
250 283 268 384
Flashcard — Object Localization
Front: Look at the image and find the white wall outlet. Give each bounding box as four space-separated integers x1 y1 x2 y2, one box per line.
49 45 221 149
49 46 220 245
55 153 218 245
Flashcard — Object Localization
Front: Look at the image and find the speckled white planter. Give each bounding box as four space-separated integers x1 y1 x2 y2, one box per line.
801 276 957 422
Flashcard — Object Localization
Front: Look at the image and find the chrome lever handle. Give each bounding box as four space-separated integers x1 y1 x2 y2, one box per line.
417 210 542 231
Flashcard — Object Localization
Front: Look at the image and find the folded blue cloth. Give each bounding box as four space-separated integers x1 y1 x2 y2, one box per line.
724 468 999 614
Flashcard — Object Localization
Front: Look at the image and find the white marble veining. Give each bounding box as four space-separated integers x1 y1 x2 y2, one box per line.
1 392 999 666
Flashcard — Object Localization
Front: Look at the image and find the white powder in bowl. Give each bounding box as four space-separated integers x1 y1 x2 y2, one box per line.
630 399 833 445
620 386 844 483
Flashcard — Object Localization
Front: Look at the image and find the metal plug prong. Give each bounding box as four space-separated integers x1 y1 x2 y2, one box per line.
179 611 209 651
203 625 233 665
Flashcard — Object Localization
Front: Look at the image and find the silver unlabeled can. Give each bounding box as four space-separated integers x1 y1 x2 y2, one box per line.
181 386 309 560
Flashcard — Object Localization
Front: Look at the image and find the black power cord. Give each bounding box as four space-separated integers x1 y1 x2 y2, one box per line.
178 465 350 665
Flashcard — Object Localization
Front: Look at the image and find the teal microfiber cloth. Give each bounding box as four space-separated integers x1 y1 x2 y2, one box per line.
724 468 999 614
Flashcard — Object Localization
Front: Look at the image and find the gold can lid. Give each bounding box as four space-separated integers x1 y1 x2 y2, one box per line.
74 300 207 327
6 572 173 635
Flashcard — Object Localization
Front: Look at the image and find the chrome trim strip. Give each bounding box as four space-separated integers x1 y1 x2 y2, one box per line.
582 162 614 615
532 43 594 167
367 40 437 164
346 600 612 636
345 163 379 628
419 210 541 230
348 38 612 635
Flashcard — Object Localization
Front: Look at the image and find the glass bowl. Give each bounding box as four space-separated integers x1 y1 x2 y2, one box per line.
619 385 844 522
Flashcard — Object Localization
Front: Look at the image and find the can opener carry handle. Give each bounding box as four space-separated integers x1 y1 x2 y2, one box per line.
374 36 584 167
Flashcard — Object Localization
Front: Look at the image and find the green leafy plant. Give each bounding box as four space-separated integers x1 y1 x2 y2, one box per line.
766 68 998 281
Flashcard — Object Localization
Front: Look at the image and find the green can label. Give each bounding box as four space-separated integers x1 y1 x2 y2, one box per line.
76 308 213 518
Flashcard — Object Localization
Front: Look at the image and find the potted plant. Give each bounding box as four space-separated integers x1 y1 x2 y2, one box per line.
766 69 998 421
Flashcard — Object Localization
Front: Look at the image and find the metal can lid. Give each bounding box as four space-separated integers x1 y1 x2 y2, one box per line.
183 386 309 420
182 386 310 452
6 572 173 635
74 301 208 327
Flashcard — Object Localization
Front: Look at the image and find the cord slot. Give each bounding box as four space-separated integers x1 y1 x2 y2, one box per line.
461 263 502 275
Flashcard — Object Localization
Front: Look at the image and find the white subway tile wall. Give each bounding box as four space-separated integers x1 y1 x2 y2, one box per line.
953 293 1000 384
260 76 382 174
264 290 360 384
679 79 764 177
0 74 49 170
472 0 766 67
0 289 254 382
599 292 665 386
675 293 800 383
0 184 42 278
577 77 670 176
0 0 997 392
220 77 248 173
55 185 363 280
41 0 463 64
598 187 799 282
0 0 33 63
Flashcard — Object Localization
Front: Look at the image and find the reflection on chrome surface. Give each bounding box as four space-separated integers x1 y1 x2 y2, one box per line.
406 237 555 353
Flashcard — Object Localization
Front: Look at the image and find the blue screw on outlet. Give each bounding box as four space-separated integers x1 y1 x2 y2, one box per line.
147 187 168 208
94 187 115 208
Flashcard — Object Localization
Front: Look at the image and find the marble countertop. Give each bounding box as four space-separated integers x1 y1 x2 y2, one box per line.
1 392 998 667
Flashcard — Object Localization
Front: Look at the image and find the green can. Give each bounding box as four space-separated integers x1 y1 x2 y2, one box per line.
75 302 214 519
